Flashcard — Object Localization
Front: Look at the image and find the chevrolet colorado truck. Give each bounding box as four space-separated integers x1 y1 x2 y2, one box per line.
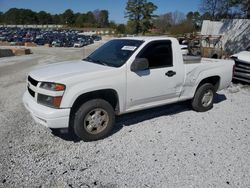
23 37 234 141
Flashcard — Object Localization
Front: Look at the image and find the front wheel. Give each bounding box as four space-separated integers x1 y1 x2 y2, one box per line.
192 83 215 112
73 99 115 141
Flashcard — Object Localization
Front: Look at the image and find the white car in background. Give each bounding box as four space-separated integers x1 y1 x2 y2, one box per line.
231 46 250 83
180 45 188 55
74 39 87 48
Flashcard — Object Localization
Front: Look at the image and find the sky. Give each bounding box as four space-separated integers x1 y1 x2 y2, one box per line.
0 0 200 23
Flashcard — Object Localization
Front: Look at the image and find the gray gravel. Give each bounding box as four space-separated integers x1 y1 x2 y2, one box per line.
0 44 250 188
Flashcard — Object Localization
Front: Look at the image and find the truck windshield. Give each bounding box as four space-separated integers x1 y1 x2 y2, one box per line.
84 39 144 67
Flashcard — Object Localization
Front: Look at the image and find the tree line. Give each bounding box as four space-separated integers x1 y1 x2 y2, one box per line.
200 0 250 20
0 8 110 28
0 0 249 35
123 0 249 35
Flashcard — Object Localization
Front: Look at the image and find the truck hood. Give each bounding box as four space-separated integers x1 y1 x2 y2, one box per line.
29 60 114 82
231 51 250 63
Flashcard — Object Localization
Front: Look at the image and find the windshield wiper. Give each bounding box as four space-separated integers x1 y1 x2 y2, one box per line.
83 56 95 62
83 57 110 67
94 59 109 66
83 56 118 67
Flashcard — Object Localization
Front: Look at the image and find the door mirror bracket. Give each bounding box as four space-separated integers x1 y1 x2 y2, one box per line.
131 58 149 72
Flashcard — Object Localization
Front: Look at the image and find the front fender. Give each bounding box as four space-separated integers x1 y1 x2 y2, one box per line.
60 77 126 113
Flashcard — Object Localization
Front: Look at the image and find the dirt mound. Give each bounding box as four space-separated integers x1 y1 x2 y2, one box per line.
0 48 31 57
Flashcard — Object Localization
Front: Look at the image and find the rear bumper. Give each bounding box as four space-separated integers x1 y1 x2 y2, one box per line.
23 91 70 128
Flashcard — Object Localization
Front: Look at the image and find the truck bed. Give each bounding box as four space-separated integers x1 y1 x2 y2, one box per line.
181 57 234 100
183 55 201 64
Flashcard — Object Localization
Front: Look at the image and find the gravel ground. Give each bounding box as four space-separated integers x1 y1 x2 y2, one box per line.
0 43 250 188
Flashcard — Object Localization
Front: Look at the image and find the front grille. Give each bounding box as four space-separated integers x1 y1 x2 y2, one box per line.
235 59 250 70
28 76 38 86
28 87 35 97
233 59 250 82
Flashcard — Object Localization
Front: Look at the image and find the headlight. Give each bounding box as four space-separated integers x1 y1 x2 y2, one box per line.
40 82 65 91
37 94 62 108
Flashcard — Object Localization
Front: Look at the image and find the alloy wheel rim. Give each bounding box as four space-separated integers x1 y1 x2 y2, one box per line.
201 90 213 107
83 108 109 134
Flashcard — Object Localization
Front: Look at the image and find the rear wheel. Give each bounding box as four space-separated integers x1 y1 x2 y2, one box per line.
192 83 215 112
73 99 115 141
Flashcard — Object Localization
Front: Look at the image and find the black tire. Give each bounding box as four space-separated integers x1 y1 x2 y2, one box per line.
192 83 215 112
211 54 218 59
73 99 115 141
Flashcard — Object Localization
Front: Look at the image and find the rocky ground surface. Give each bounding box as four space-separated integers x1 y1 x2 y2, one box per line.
0 43 249 188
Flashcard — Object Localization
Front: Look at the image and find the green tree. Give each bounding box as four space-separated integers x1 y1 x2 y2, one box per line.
141 2 157 34
109 21 117 29
37 11 52 25
153 13 172 33
99 10 109 27
245 1 250 18
125 0 157 34
201 12 212 20
116 24 126 34
154 11 199 35
0 8 113 27
22 9 38 24
86 11 96 26
52 14 62 25
75 13 87 27
126 20 138 34
0 12 3 23
93 9 109 27
62 9 75 25
3 8 20 24
186 11 201 29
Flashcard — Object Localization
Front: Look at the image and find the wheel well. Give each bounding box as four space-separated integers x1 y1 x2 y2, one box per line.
197 76 220 91
71 89 119 112
69 89 119 129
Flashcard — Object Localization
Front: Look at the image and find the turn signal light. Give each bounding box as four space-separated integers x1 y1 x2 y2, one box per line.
55 84 65 91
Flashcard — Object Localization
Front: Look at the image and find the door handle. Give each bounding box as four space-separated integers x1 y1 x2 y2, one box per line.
165 70 176 77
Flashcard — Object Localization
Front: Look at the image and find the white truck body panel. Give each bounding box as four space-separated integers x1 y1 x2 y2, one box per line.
232 51 250 63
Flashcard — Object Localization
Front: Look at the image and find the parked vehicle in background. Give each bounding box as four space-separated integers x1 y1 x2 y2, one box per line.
74 38 88 48
231 46 250 83
52 40 63 47
34 38 45 45
200 35 223 59
178 36 200 56
0 27 101 47
74 40 84 48
86 36 94 44
23 37 234 141
180 45 188 55
92 35 102 41
63 40 74 47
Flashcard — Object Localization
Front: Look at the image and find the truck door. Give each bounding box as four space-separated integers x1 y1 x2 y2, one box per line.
126 40 182 110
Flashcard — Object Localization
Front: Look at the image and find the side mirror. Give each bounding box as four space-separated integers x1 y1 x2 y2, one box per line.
131 58 149 72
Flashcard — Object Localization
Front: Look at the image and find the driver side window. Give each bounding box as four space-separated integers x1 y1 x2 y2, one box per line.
138 41 173 69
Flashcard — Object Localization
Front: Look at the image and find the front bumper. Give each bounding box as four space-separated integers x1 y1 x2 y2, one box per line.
23 91 70 128
233 59 250 83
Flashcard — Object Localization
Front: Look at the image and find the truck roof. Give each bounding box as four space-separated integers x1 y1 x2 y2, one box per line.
119 36 176 42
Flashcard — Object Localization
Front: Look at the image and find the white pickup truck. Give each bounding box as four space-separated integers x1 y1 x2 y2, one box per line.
23 37 234 141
